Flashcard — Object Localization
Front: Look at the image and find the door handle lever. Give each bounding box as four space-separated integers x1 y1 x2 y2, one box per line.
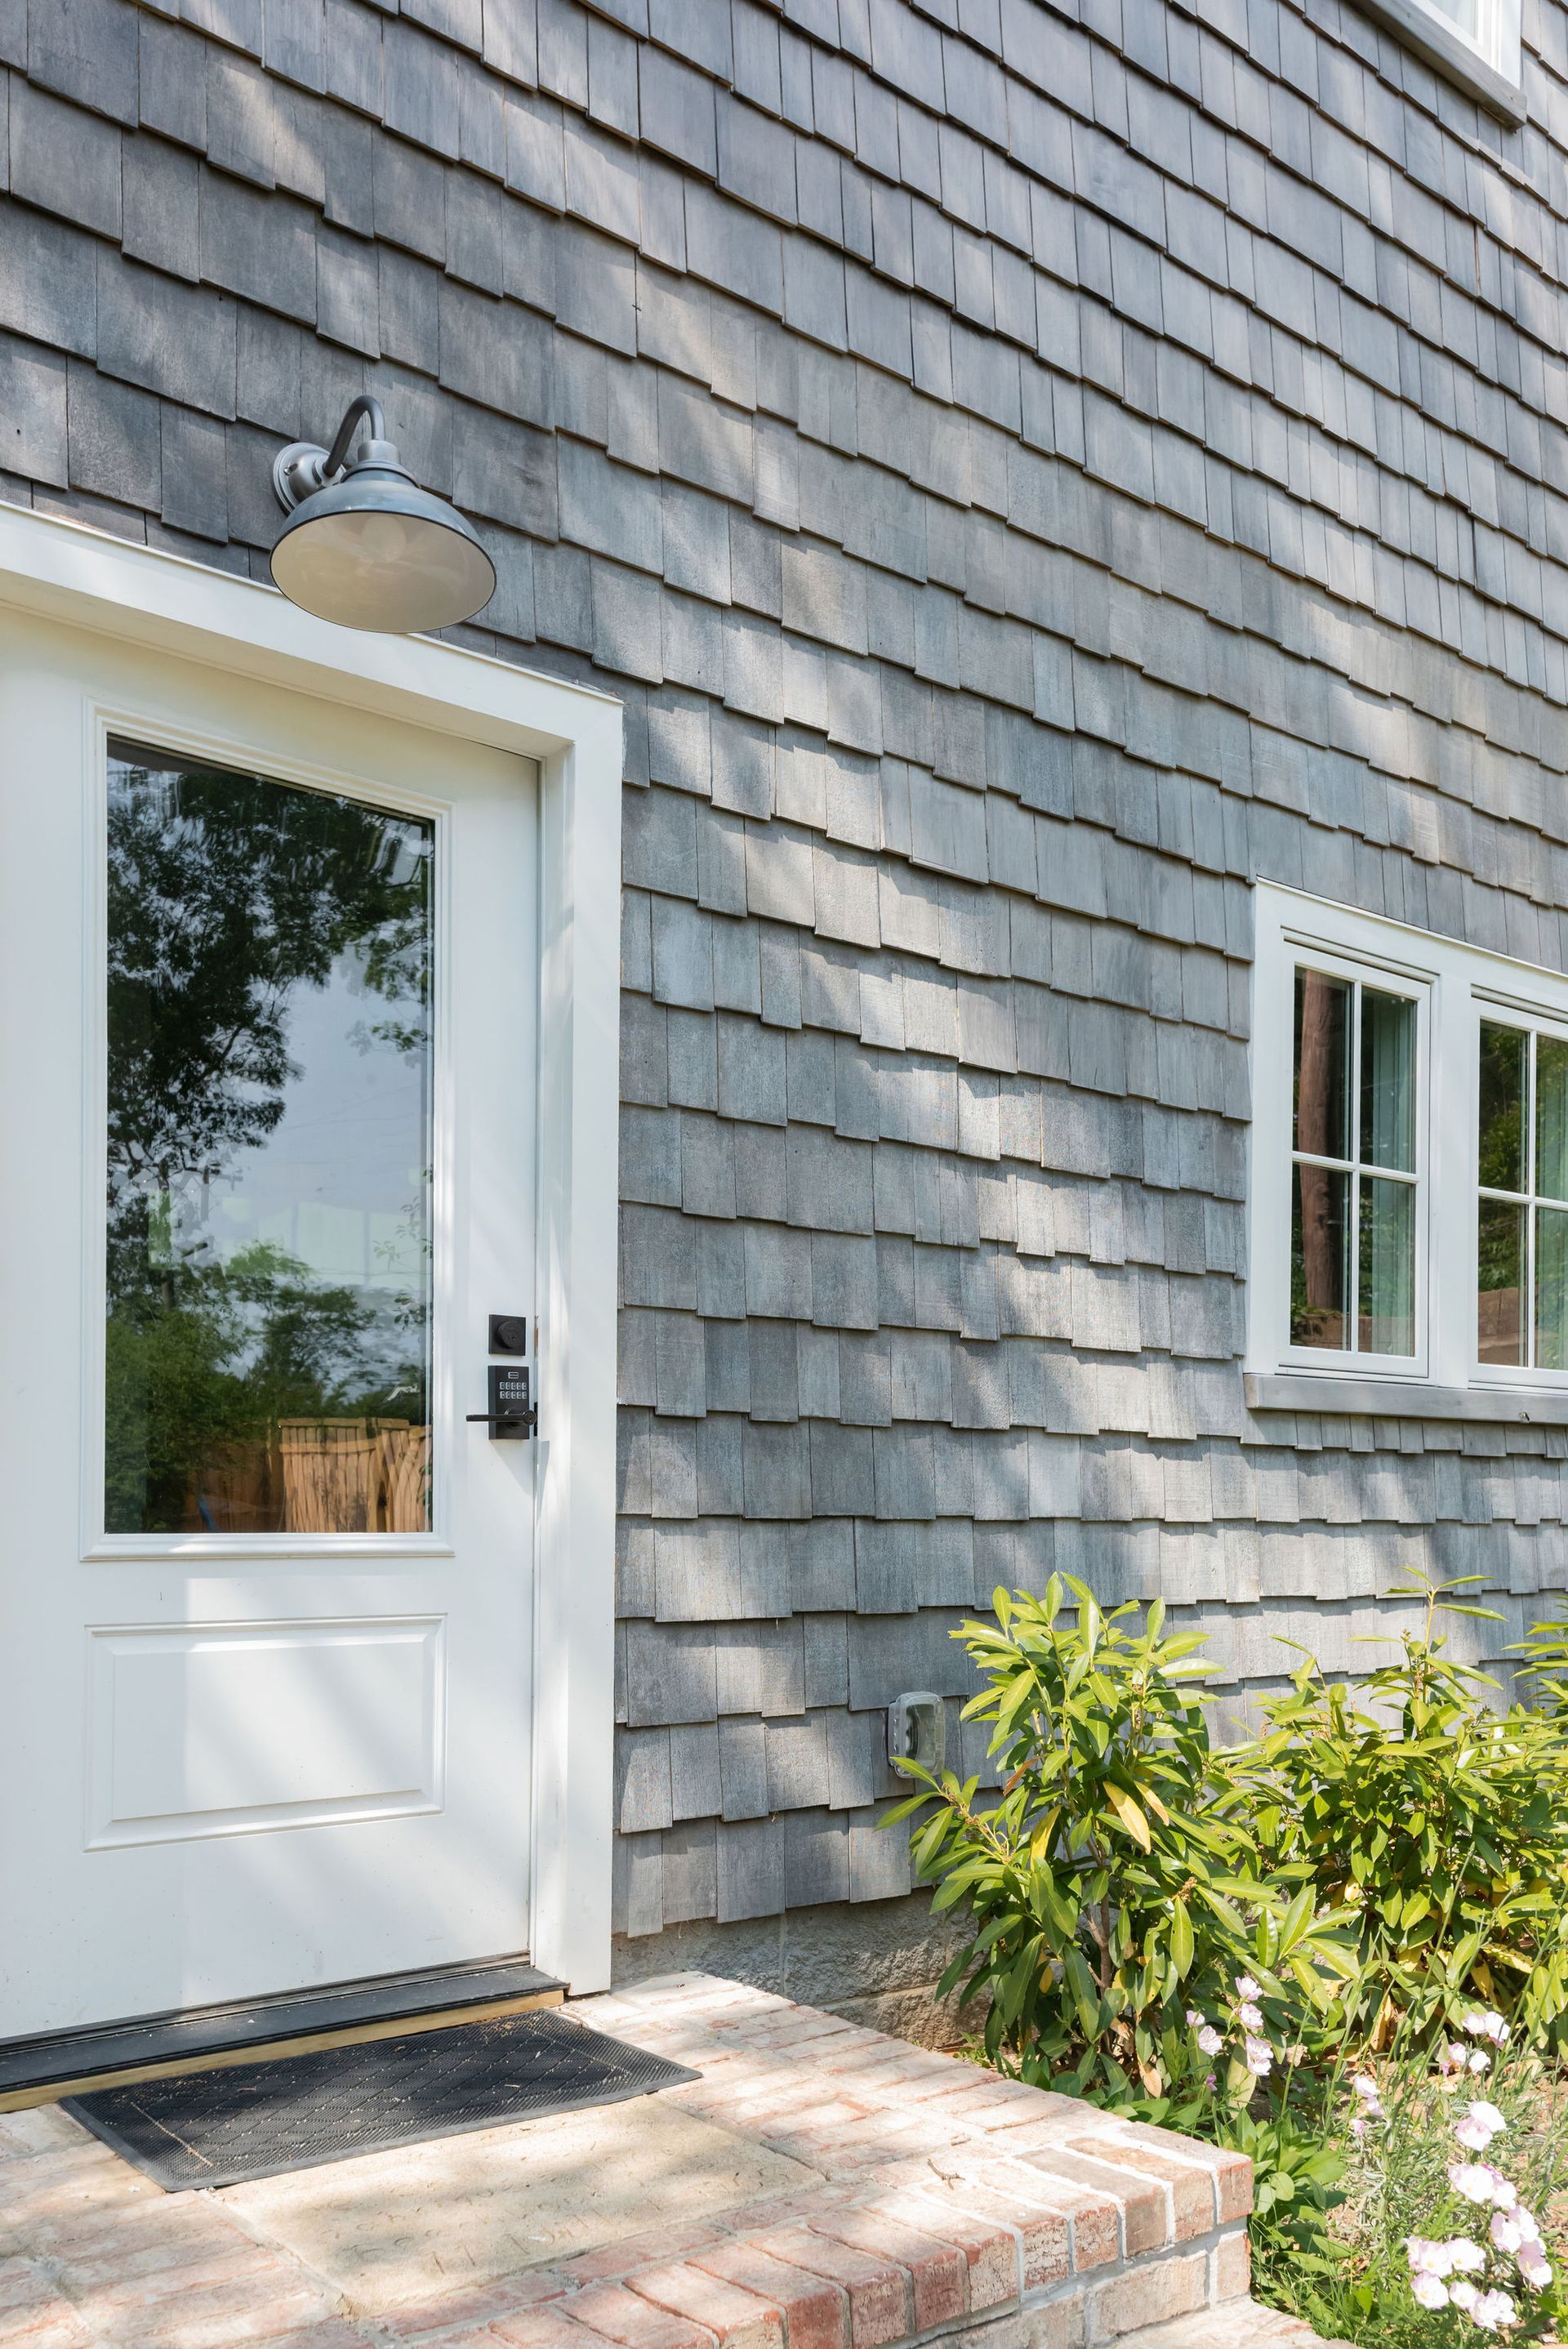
469 1363 537 1438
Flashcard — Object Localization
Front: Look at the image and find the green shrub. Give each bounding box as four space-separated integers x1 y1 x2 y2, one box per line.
1515 1608 1568 1720
1253 1578 1568 2050
886 1568 1568 2328
885 1576 1352 2101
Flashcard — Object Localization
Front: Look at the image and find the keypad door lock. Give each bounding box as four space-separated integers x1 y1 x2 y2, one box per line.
467 1362 537 1439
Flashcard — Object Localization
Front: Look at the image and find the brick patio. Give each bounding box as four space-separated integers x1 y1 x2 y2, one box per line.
0 1973 1324 2348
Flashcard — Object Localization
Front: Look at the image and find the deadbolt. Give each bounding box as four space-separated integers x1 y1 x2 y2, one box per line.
488 1313 529 1355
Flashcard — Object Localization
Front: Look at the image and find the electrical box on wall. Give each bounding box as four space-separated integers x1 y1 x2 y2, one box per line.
887 1692 946 1777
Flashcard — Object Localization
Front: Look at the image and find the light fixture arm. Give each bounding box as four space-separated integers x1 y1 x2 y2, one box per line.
322 394 387 479
273 395 399 515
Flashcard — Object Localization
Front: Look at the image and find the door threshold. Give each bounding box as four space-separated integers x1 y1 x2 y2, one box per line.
0 1955 564 2111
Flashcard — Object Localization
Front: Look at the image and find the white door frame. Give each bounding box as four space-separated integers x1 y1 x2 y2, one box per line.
0 503 622 1997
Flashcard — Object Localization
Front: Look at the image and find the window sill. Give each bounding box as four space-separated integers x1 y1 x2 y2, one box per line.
1350 0 1526 122
1245 1371 1568 1424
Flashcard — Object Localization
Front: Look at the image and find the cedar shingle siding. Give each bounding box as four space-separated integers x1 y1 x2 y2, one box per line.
6 0 1567 1959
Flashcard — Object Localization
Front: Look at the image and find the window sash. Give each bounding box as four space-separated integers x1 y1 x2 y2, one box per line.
1475 1014 1568 1379
1285 958 1423 1369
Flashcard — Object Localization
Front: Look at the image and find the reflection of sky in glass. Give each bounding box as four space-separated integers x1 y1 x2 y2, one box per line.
198 955 429 1295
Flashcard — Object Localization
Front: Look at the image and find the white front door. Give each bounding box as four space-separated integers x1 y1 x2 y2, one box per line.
0 607 539 2039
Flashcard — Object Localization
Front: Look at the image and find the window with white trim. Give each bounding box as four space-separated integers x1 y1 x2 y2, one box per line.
1248 885 1568 1406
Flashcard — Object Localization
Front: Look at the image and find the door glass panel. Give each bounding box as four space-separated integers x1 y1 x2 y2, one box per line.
1477 1197 1526 1366
105 741 434 1536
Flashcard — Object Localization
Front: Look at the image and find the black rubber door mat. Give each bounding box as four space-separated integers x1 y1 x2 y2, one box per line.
63 2009 698 2191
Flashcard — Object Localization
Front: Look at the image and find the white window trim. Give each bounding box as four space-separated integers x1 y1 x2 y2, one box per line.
1247 881 1568 1422
0 501 623 1995
1348 0 1524 123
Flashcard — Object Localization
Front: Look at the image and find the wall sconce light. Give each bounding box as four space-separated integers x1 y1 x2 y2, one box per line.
270 395 496 635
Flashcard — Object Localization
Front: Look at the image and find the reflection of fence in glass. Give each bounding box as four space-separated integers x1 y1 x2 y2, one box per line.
182 1421 430 1534
280 1419 430 1534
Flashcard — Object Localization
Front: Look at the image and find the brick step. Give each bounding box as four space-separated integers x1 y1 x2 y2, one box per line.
1120 2300 1351 2347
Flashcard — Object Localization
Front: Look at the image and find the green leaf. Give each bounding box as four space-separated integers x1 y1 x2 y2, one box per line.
1169 1898 1194 1979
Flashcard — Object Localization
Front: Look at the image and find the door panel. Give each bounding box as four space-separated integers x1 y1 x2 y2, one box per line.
0 611 538 2038
87 1616 444 1847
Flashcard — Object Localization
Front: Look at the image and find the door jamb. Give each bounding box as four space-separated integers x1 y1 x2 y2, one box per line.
0 504 622 1995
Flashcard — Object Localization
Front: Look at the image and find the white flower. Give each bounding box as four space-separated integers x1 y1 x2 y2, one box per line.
1244 2037 1272 2079
1196 2025 1223 2057
1234 1974 1261 2000
1351 2074 1381 2102
1461 2009 1511 2045
1437 2042 1467 2075
1448 2165 1517 2210
1472 2289 1517 2330
1520 2250 1553 2291
1454 2102 1507 2152
1410 2271 1450 2309
1468 2049 1493 2074
1410 2237 1486 2279
1515 2207 1543 2244
1237 2000 1264 2032
1492 2211 1526 2254
1450 2278 1481 2312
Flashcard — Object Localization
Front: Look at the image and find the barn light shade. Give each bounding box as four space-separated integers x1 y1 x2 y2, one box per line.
270 394 495 634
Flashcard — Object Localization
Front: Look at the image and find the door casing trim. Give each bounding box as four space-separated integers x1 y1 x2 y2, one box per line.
0 503 623 1995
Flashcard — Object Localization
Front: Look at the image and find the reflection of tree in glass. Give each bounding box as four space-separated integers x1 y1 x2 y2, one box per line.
105 747 432 1534
1477 1022 1526 1194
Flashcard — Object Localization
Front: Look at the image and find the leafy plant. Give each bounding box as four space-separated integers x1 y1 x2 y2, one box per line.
1514 1610 1568 1721
885 1576 1352 2103
1253 1576 1568 2051
887 1569 1568 2342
